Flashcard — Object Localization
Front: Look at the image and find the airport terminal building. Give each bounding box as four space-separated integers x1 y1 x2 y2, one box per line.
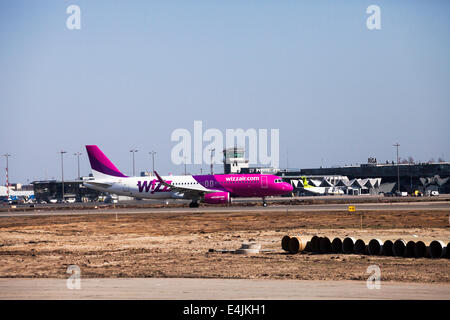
238 156 450 195
32 179 103 203
284 162 450 194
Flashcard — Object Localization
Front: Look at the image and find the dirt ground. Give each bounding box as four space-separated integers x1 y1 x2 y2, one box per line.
0 209 449 283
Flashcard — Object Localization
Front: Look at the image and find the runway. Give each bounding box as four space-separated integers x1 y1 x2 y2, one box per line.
0 278 449 300
1 200 449 218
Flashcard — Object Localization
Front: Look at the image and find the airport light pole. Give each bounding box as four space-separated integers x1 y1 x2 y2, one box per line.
130 149 138 176
59 151 67 201
393 143 400 193
149 151 156 175
74 152 81 179
3 154 11 198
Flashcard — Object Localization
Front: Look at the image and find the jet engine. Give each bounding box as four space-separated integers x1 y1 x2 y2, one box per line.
203 192 231 204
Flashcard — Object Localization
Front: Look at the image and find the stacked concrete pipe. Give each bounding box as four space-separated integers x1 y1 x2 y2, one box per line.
281 235 309 254
319 237 331 253
405 241 416 258
429 240 447 259
354 239 367 255
413 241 427 258
368 239 383 255
342 237 356 254
393 239 407 257
331 237 343 253
446 242 450 259
289 237 308 254
310 235 321 253
281 235 449 259
381 240 394 256
281 236 291 252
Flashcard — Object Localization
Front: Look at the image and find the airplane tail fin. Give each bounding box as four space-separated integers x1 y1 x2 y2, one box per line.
85 145 128 179
302 176 310 187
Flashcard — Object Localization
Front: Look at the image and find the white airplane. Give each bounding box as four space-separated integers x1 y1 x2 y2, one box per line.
299 177 344 195
83 145 293 207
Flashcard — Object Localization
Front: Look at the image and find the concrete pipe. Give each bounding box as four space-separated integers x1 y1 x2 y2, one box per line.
342 237 356 254
393 239 406 257
381 240 394 256
288 237 300 253
405 241 415 258
319 237 331 253
305 241 312 252
429 240 447 259
446 243 450 259
287 237 308 254
281 236 291 252
298 238 308 252
414 241 427 258
310 235 321 253
331 237 343 253
354 239 366 255
368 239 383 255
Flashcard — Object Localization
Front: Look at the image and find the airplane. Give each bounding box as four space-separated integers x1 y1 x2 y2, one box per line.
83 145 293 207
299 177 344 196
300 177 326 195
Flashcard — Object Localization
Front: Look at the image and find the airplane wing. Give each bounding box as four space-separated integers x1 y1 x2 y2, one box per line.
301 186 325 195
154 171 217 198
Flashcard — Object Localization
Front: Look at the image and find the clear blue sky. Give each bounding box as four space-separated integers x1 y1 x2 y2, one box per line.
1 0 449 183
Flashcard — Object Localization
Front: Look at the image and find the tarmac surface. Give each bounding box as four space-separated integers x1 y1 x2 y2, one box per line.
1 200 449 218
0 278 449 300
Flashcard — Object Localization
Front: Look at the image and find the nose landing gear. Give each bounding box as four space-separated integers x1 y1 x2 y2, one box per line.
262 197 268 207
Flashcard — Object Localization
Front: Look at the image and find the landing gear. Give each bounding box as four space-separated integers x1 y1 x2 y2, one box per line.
189 201 199 208
262 197 268 207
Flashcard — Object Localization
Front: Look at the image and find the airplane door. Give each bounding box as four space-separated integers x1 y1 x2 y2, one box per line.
261 176 268 189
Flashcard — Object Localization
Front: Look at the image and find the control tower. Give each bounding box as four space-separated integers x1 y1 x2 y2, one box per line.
223 147 249 174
